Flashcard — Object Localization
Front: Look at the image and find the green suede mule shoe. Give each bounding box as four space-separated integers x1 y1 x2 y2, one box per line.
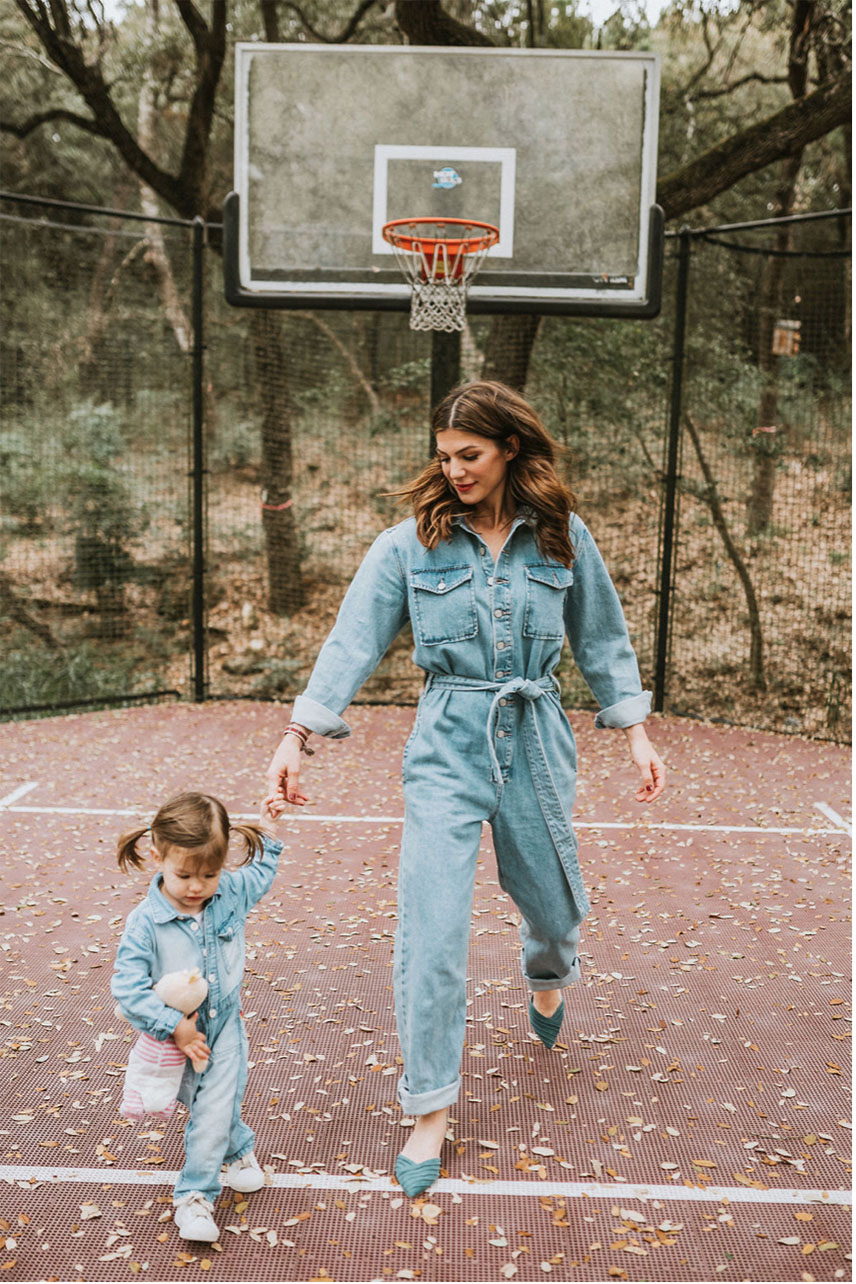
394 1154 442 1198
529 996 565 1049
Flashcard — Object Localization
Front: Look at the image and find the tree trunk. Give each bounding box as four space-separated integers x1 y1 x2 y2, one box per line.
686 415 766 690
250 310 304 615
746 1 811 537
746 153 801 536
77 175 133 398
137 0 192 352
393 0 493 45
480 315 542 390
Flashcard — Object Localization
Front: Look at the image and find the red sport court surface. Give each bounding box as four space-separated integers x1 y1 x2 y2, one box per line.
0 702 850 1284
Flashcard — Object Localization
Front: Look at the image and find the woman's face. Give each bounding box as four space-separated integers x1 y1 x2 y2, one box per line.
435 429 517 509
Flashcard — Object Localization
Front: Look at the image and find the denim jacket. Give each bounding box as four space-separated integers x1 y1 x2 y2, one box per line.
111 835 282 1041
293 513 650 737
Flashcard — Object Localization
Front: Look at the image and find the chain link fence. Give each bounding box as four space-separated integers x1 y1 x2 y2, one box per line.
0 195 850 741
665 215 851 740
0 201 194 713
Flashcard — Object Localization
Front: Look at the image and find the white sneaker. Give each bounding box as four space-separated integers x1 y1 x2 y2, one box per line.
173 1192 219 1242
222 1150 265 1193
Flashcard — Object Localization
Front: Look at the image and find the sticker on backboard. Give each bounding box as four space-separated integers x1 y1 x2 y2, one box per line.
432 167 463 190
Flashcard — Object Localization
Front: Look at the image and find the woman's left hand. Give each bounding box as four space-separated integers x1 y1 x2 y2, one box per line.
623 723 666 804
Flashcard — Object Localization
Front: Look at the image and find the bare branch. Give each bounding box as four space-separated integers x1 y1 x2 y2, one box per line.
45 0 72 39
0 106 101 137
719 5 758 85
393 0 493 46
0 572 61 653
525 0 536 47
10 0 221 217
676 3 761 101
172 0 210 54
0 38 64 72
658 72 851 220
684 414 765 689
175 0 226 210
280 0 379 42
259 0 279 41
693 71 789 99
293 312 380 415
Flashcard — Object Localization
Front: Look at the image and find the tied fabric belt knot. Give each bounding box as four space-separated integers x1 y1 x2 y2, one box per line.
423 670 588 918
485 677 555 783
425 673 559 783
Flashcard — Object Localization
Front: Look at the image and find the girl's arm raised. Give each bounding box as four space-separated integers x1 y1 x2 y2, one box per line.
230 832 283 917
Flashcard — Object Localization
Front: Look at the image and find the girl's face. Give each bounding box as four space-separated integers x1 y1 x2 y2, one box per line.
435 429 518 510
153 847 223 914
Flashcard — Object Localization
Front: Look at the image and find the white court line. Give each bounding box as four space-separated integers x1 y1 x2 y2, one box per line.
0 781 38 809
0 1164 849 1207
3 804 849 837
814 801 852 836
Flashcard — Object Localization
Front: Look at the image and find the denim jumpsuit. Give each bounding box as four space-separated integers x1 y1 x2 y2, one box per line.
292 513 650 1115
111 835 282 1201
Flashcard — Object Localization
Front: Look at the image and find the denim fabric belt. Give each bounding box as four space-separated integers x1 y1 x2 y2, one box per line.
424 672 587 916
424 673 560 783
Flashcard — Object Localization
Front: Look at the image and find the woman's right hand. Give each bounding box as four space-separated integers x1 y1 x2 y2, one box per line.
263 733 310 817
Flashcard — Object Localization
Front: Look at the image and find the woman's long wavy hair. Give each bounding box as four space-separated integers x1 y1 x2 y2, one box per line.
392 380 577 567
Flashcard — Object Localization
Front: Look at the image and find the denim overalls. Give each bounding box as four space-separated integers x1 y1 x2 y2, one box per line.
111 835 282 1201
292 513 650 1115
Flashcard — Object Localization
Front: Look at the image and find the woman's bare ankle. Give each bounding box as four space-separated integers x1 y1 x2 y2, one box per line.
399 1107 448 1163
532 988 563 1018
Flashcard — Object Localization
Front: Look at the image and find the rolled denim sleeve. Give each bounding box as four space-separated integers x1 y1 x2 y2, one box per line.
564 520 652 729
111 913 183 1041
292 528 409 738
230 833 283 916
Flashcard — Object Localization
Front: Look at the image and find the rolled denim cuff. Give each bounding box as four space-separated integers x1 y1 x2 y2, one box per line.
149 1005 184 1041
525 956 582 990
291 695 351 739
397 1073 461 1116
593 690 652 729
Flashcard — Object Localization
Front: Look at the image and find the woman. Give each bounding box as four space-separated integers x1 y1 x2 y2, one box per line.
264 380 665 1197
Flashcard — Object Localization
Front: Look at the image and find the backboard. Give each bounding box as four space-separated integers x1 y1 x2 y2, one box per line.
224 44 663 317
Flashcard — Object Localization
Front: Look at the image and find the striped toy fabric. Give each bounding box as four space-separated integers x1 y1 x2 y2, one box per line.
120 1031 187 1120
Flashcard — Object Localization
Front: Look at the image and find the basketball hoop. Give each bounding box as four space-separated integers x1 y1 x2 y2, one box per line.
382 218 499 333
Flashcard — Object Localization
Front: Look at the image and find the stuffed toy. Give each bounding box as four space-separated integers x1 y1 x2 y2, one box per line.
117 968 209 1120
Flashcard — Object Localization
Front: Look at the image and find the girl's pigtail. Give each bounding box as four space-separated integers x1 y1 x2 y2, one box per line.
231 821 269 866
117 826 151 872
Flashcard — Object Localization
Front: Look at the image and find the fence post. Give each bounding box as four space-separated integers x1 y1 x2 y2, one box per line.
191 216 207 703
654 226 691 712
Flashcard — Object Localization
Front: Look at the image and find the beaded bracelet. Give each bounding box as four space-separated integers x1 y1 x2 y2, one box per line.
283 724 314 755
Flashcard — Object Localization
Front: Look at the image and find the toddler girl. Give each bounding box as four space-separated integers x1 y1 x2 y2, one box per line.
111 791 282 1243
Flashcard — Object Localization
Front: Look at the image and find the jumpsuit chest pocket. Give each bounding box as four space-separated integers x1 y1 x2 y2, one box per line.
216 913 242 984
410 567 478 646
524 564 574 640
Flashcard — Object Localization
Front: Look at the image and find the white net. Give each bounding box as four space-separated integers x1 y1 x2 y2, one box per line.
385 226 497 332
408 279 468 332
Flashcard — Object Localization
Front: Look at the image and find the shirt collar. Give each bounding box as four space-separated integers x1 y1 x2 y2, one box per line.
146 872 222 924
451 506 536 534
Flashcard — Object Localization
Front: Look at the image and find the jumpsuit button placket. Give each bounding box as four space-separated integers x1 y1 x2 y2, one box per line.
492 554 514 773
